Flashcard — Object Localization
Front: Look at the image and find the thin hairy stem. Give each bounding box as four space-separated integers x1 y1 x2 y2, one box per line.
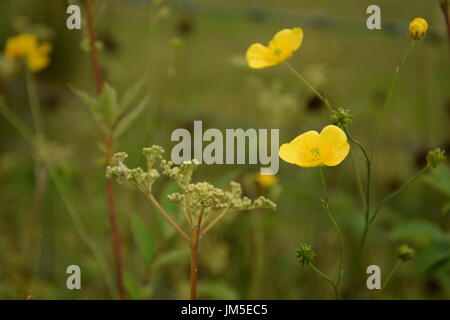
344 129 372 265
200 208 228 236
85 0 125 299
319 167 345 287
190 213 203 300
350 151 366 209
370 166 428 224
372 41 417 158
23 166 48 291
440 0 450 54
382 260 401 290
25 70 44 139
85 0 103 94
0 99 34 144
310 264 342 299
284 62 333 112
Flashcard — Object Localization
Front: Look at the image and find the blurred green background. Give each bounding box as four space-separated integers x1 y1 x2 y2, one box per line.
0 0 449 299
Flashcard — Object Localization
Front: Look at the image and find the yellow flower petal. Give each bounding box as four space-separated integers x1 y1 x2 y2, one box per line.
319 125 350 167
269 28 303 60
279 130 323 167
4 33 37 59
26 50 50 72
246 43 277 69
246 27 303 69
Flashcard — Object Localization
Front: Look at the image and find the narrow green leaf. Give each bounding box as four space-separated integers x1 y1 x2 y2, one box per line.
70 85 106 131
121 76 147 111
152 249 190 270
99 82 120 124
114 97 149 139
124 271 141 300
198 282 239 299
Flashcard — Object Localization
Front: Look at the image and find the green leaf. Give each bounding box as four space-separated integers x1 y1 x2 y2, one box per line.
99 82 120 124
130 214 155 264
390 220 443 246
416 237 450 274
114 97 149 139
152 249 190 270
198 282 239 299
120 76 147 111
70 85 106 130
124 271 141 300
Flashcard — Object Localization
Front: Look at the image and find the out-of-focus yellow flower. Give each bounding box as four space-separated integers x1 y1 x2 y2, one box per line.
246 28 303 69
255 173 277 188
279 125 350 168
408 18 428 41
4 33 52 72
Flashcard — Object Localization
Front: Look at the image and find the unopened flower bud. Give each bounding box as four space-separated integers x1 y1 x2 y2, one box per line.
296 244 316 266
408 18 428 41
396 244 415 262
330 107 353 129
426 148 446 169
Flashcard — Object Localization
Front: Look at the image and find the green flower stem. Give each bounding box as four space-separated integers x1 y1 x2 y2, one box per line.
0 99 34 145
200 208 228 237
25 69 44 140
319 167 345 287
372 40 417 157
147 193 190 242
350 151 366 209
370 166 428 224
310 264 342 299
382 260 401 290
284 61 333 112
344 129 372 265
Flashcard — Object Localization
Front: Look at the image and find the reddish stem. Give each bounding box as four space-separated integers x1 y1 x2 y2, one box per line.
190 216 202 300
85 0 125 300
440 0 450 54
105 136 126 300
85 0 103 94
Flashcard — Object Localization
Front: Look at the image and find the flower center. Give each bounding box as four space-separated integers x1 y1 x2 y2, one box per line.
310 147 321 159
274 48 282 56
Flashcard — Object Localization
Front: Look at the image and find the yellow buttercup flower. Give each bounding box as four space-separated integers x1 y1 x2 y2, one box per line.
246 28 303 69
4 33 52 72
279 125 350 168
408 18 428 41
255 173 277 188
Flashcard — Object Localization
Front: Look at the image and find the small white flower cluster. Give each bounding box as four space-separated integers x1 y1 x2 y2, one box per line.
106 145 276 225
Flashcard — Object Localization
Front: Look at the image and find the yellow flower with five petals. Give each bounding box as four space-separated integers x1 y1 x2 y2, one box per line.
246 28 303 69
279 125 350 168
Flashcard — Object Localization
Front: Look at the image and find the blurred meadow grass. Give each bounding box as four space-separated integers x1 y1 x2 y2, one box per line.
0 0 449 299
